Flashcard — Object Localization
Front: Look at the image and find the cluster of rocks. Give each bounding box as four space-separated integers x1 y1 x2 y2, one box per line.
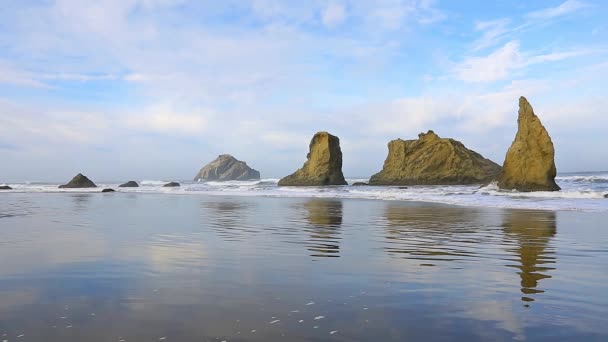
0 97 573 194
277 96 561 192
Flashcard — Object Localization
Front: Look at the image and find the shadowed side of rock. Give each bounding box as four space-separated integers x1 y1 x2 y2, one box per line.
59 173 97 188
278 132 347 186
369 130 502 185
498 97 560 192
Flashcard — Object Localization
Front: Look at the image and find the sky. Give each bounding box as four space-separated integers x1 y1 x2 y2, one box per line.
0 0 607 182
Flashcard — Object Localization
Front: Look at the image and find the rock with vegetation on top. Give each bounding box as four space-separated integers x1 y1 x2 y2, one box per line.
498 97 560 192
0 185 12 190
278 132 348 186
194 154 260 181
101 188 115 193
119 181 139 188
59 173 97 188
369 130 502 185
163 182 180 187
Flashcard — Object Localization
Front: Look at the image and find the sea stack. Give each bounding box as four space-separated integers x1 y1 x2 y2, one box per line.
498 97 560 192
59 173 97 188
369 130 501 185
278 132 347 186
194 154 260 181
119 181 139 187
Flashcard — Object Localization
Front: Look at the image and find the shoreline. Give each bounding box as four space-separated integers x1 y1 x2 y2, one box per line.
1 187 606 213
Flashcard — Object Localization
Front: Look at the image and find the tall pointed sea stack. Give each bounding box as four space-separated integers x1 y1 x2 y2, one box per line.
278 132 347 186
498 97 560 192
369 130 501 185
194 154 260 181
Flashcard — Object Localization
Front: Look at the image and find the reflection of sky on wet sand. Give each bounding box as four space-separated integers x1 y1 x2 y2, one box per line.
0 194 607 341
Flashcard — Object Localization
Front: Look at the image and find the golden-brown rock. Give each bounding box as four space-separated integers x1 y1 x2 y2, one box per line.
369 130 501 185
278 132 347 186
498 97 560 192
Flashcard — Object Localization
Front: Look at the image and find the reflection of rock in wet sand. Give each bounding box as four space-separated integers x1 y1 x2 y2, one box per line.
382 204 488 263
304 200 342 258
69 193 93 210
201 201 256 240
502 210 556 303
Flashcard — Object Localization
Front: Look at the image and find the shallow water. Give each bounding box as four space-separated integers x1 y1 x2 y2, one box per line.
3 171 608 212
0 193 607 341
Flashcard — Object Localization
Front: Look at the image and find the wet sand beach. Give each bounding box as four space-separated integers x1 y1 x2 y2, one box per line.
0 193 607 341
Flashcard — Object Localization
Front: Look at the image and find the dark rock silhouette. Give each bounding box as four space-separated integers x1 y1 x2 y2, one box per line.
119 181 139 187
0 185 12 190
163 182 180 187
352 182 368 186
101 188 115 193
59 173 97 188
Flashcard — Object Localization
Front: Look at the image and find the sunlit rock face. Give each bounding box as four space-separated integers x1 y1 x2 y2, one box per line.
369 130 501 185
498 97 560 192
279 132 347 186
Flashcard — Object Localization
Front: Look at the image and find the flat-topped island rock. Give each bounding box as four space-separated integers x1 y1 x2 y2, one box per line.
278 132 347 186
59 173 97 188
194 154 260 181
498 97 560 192
369 130 501 185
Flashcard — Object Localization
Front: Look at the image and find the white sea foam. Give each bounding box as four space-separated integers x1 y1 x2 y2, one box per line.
2 173 607 212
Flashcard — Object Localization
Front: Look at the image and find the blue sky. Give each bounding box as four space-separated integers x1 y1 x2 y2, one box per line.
1 0 607 182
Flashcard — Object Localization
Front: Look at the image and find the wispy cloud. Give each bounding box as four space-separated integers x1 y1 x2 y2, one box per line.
527 0 589 20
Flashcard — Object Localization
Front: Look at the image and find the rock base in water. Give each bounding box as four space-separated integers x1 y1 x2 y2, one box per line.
59 173 97 188
0 185 12 190
369 130 501 185
163 182 180 187
278 132 347 186
352 182 368 186
101 188 116 193
498 97 560 192
119 181 139 187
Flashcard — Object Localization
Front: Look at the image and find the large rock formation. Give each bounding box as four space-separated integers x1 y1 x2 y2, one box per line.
119 181 139 187
498 97 560 192
194 154 260 181
369 130 501 185
59 173 97 188
278 132 347 186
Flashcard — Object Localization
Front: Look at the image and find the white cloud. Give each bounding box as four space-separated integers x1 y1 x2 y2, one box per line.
471 19 512 51
453 41 594 83
527 0 589 20
454 41 523 82
123 105 210 136
321 1 347 28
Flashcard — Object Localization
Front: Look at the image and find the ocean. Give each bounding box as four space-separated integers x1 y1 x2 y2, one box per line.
0 172 607 341
3 171 608 212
